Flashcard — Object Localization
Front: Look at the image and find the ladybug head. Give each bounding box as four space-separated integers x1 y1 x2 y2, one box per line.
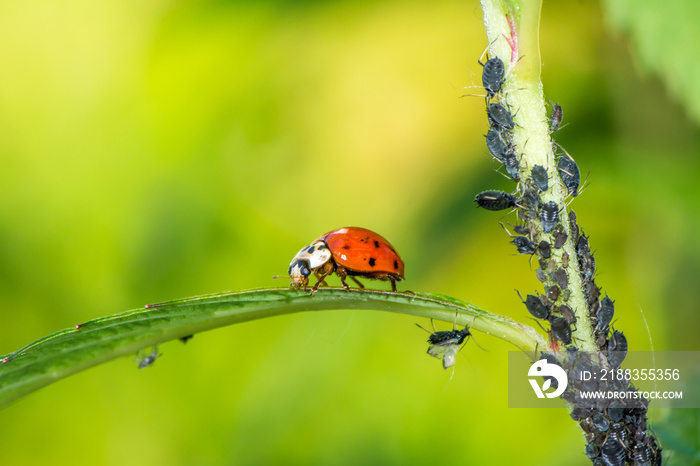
289 260 311 288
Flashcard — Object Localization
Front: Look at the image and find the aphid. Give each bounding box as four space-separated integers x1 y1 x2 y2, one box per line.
284 227 405 293
501 223 535 255
179 335 194 344
486 129 509 162
488 103 515 130
549 316 572 345
632 443 652 466
577 233 590 256
517 291 550 319
557 152 581 196
481 56 505 97
562 252 570 268
601 438 626 466
513 224 530 235
531 165 549 191
607 330 628 368
553 224 568 248
546 284 561 302
596 296 615 332
518 189 542 212
550 103 563 132
558 305 576 324
607 401 625 423
511 236 536 255
417 317 473 370
585 444 600 460
474 190 516 211
503 151 520 180
586 282 602 309
569 210 580 245
536 269 547 282
537 240 551 259
592 413 610 432
137 347 161 369
554 268 568 289
540 201 560 233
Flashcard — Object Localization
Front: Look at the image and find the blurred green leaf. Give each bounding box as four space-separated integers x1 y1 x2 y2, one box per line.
602 0 700 124
0 288 544 409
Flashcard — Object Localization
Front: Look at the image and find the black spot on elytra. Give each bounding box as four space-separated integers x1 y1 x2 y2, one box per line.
374 240 380 248
361 237 369 243
393 260 398 269
307 246 315 254
369 258 376 267
342 245 350 250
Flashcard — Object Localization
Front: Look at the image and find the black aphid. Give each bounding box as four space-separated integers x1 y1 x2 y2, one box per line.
546 284 561 302
503 151 520 180
179 335 194 344
549 316 572 345
585 444 600 460
550 103 563 132
596 295 615 331
632 442 652 466
486 129 509 162
586 281 602 309
531 164 549 191
601 439 626 466
137 347 161 369
537 240 551 258
558 305 576 324
536 269 547 282
569 210 580 245
417 318 473 370
592 413 610 432
557 153 581 196
554 267 568 289
607 400 625 423
553 224 568 248
518 189 542 212
481 56 505 97
511 236 536 255
475 190 516 211
577 233 590 255
488 103 515 130
513 225 530 235
518 291 549 319
540 201 559 233
608 330 628 368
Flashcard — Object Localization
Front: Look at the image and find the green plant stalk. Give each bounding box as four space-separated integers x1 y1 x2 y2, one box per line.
0 288 546 409
481 0 597 353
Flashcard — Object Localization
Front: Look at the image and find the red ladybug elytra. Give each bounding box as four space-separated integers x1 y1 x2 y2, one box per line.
286 227 405 293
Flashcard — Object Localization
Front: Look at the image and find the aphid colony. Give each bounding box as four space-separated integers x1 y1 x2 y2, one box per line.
472 48 659 465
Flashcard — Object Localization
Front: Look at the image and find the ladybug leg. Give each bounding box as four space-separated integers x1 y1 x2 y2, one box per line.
312 262 336 294
390 278 397 292
335 266 351 290
349 276 364 289
311 273 330 294
313 271 329 287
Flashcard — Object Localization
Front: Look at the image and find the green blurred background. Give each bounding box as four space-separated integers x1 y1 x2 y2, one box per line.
1 1 698 465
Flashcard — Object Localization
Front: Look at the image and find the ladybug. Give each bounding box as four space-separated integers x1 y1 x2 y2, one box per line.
286 227 404 293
